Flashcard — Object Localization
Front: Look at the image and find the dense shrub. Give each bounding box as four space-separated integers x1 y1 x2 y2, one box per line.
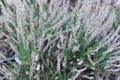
0 0 120 80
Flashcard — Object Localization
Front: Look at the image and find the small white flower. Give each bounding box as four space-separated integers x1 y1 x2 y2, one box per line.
73 45 80 52
70 61 73 64
36 64 40 71
15 57 22 65
25 71 29 75
55 76 59 80
77 61 83 65
31 52 39 61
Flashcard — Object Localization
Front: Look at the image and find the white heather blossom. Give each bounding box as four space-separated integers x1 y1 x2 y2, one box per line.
36 64 40 71
31 52 39 61
0 0 120 79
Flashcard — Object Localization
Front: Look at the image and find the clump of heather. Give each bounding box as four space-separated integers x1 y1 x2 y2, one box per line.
0 0 120 80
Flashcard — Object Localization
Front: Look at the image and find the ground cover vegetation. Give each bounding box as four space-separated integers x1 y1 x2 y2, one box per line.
0 0 120 80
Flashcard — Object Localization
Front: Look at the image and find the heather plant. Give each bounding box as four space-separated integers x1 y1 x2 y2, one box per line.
0 0 120 80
